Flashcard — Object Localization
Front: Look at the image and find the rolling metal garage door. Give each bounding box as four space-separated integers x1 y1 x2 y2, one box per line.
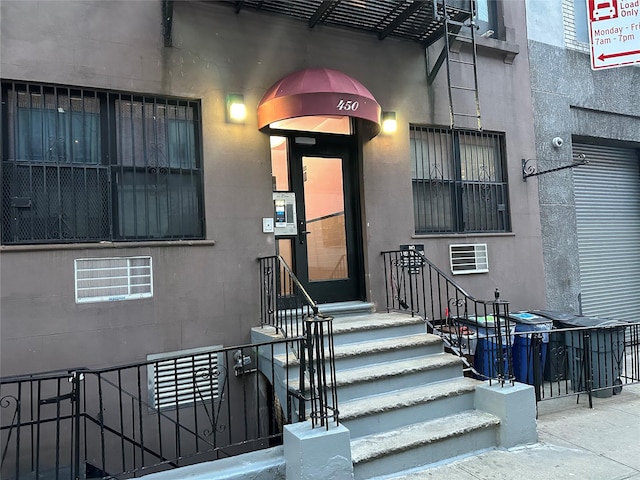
573 143 640 322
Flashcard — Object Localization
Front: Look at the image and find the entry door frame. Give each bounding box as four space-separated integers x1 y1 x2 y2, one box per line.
287 133 365 304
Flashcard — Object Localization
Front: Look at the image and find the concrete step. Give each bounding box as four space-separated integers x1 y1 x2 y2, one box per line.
331 312 427 346
273 333 444 374
289 354 464 403
340 377 481 439
335 355 464 402
318 301 375 317
351 410 500 480
252 312 426 351
271 301 375 322
333 333 443 368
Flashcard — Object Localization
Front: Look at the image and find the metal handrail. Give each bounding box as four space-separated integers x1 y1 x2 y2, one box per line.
258 255 320 338
276 255 319 316
257 255 338 428
382 248 488 303
381 248 513 384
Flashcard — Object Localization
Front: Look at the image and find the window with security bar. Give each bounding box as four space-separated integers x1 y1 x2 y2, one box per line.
75 256 153 304
1 81 204 244
411 126 510 234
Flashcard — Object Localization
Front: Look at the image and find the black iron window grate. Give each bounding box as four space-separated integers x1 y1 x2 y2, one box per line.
1 81 204 244
411 126 510 234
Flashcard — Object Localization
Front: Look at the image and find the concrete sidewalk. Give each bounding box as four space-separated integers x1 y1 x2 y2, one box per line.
384 383 640 480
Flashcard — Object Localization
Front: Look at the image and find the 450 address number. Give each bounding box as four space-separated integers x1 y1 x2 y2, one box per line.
337 99 359 111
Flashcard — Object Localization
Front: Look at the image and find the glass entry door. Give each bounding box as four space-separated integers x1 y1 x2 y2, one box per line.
288 137 362 303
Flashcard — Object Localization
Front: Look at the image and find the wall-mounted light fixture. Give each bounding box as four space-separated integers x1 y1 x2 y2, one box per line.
226 93 246 123
381 111 397 134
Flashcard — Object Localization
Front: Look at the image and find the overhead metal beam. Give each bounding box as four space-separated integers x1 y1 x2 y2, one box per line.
309 1 339 28
234 1 246 13
378 1 425 40
163 0 174 47
421 24 445 48
426 44 448 85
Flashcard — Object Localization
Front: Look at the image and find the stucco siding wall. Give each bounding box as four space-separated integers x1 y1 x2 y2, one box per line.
1 0 546 375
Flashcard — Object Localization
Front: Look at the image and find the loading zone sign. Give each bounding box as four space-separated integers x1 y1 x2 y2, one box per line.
587 0 640 70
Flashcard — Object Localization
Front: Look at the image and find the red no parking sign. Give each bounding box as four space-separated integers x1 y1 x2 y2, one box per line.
587 0 640 70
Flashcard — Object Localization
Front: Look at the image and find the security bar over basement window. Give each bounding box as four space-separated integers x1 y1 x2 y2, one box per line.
449 244 489 274
147 347 222 410
75 256 153 303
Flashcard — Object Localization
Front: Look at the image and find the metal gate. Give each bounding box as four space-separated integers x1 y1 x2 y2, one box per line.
0 370 83 480
573 143 640 322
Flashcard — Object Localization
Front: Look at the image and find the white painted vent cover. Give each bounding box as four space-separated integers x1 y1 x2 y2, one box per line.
449 244 489 274
148 347 222 410
75 256 153 304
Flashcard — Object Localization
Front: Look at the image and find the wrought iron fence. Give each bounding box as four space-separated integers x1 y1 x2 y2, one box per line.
1 339 302 480
510 321 640 407
381 248 513 384
1 257 340 480
381 248 640 403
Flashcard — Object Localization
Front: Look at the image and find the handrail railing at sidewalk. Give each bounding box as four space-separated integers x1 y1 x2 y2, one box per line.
258 255 339 429
381 248 514 385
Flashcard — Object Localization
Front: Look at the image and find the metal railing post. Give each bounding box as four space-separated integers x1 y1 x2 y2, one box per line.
71 371 82 480
583 330 593 408
305 314 338 430
532 334 543 402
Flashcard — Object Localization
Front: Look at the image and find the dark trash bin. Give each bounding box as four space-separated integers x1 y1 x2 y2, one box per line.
553 316 626 398
509 312 552 385
529 310 579 382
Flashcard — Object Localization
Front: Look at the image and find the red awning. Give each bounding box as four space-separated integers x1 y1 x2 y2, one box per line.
257 68 381 135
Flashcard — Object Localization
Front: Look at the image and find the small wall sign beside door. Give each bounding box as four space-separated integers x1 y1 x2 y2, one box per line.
273 192 298 236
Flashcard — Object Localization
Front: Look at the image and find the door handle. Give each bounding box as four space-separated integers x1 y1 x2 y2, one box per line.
299 230 311 244
299 221 311 244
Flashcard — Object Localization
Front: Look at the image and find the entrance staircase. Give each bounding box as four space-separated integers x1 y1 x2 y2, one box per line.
252 302 502 479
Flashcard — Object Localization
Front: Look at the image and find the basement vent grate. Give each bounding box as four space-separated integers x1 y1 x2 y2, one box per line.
75 256 153 303
148 347 222 410
449 244 489 275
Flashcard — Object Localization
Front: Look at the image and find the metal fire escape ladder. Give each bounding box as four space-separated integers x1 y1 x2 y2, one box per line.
428 0 482 131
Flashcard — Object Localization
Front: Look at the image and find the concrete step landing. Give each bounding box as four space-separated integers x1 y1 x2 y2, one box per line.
340 377 481 438
351 410 500 480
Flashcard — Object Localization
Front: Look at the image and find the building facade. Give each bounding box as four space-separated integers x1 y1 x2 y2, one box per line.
525 0 640 319
1 0 546 377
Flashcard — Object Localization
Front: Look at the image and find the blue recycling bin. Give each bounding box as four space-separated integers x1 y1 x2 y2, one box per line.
455 315 514 379
509 312 552 385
